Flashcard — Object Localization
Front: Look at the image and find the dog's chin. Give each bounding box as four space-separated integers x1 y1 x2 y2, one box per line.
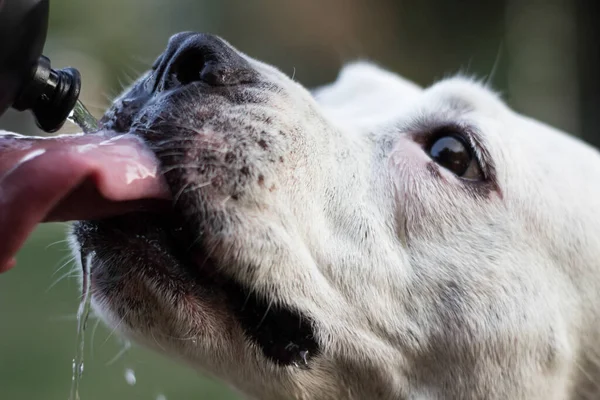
72 210 319 368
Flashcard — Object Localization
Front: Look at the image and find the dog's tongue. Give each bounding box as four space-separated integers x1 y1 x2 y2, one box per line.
0 131 171 272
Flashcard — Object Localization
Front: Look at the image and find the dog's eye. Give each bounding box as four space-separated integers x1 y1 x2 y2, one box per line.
427 135 482 180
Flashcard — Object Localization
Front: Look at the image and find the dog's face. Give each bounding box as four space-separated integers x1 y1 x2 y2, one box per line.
70 33 600 399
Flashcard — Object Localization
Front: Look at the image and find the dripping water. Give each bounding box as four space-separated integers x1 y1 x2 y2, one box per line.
124 368 137 386
68 252 94 400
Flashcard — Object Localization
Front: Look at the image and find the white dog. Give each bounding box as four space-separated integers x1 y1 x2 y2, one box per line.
63 33 600 399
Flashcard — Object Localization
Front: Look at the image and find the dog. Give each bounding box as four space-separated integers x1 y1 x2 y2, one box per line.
66 32 600 399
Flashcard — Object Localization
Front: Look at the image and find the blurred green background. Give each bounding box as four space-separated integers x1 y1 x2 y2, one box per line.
1 0 598 399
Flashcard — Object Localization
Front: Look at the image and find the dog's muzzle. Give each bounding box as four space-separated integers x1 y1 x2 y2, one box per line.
102 33 259 133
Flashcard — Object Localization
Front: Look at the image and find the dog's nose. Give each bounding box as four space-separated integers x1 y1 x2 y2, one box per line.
152 32 257 91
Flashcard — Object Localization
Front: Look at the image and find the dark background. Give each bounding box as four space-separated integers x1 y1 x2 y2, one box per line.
0 1 597 399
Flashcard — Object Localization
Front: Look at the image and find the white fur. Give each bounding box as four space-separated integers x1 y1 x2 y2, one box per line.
73 56 600 399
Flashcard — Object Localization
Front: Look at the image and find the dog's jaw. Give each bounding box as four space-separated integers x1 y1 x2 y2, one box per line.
70 34 600 400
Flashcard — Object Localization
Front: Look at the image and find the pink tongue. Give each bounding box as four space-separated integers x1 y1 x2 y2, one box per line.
0 130 171 272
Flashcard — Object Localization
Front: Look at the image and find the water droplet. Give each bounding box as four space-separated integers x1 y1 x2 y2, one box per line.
124 368 136 386
156 394 167 400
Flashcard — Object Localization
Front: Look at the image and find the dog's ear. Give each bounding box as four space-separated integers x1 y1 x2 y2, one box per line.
312 61 422 107
310 62 422 130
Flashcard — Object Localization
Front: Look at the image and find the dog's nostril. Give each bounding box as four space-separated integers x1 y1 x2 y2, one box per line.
173 51 206 86
155 33 257 91
173 54 233 87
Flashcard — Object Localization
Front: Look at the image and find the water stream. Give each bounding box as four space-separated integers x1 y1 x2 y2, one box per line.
67 100 99 133
68 252 94 400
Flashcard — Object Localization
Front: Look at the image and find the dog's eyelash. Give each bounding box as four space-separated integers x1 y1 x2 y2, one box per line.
457 127 492 181
417 122 493 182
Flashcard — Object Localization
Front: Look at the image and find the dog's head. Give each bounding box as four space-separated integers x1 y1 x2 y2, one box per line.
70 33 600 399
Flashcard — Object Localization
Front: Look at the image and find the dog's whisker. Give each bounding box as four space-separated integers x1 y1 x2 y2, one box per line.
484 41 504 88
127 53 154 68
101 310 130 347
116 75 131 92
90 318 102 361
165 179 211 206
160 163 201 174
101 92 116 106
219 195 232 208
241 285 255 313
104 340 132 366
256 299 273 329
145 137 218 147
45 238 70 250
45 269 79 293
155 145 229 155
153 151 187 158
123 63 144 81
45 313 79 322
51 254 77 277
150 329 167 352
157 331 200 341
172 181 195 206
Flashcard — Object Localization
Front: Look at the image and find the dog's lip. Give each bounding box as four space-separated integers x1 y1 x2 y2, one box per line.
77 209 321 368
0 130 171 271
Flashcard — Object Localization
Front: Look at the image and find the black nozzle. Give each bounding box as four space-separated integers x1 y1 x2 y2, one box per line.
12 56 81 133
0 0 82 133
